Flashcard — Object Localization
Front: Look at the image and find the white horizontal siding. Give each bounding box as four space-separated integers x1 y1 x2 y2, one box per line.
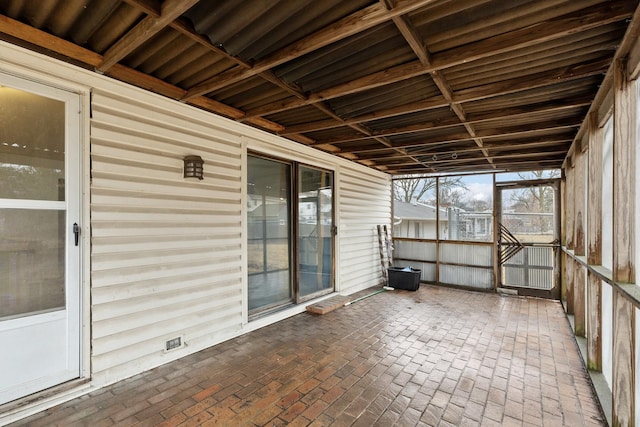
338 166 391 294
90 89 392 384
0 41 395 393
90 90 244 384
0 41 397 421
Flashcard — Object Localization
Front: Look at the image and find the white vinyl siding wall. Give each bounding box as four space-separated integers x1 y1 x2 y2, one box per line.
90 90 245 384
0 41 392 392
338 167 392 293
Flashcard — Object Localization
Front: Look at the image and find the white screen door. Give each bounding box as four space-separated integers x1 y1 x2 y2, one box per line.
0 73 81 405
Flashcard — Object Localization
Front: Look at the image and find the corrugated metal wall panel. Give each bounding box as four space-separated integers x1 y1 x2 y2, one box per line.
338 166 391 293
90 90 244 383
503 246 554 289
440 242 493 267
394 240 437 261
439 265 493 289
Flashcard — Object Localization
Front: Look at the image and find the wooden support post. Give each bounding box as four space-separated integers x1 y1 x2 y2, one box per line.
574 261 586 337
587 270 602 371
611 58 636 427
613 59 636 284
566 252 574 315
573 149 586 337
566 164 575 251
574 150 586 257
560 178 566 247
613 291 634 427
588 112 603 265
493 175 500 290
553 181 562 300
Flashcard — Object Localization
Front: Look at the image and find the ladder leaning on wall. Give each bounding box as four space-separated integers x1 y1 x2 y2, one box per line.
377 224 393 285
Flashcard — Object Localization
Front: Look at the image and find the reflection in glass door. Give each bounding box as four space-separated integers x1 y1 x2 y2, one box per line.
298 166 333 300
247 156 293 315
247 156 335 317
0 75 81 404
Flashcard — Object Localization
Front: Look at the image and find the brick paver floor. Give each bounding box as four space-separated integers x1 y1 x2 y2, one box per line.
10 285 605 426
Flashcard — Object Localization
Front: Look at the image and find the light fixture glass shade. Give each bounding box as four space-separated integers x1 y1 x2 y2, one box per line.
183 155 204 180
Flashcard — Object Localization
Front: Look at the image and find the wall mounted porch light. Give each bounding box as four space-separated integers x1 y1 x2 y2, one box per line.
183 155 204 180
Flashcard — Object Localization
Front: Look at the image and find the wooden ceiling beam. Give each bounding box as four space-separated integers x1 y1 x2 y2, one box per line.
386 6 494 168
570 1 640 154
281 97 450 135
0 14 103 67
97 0 200 72
312 96 591 144
0 14 290 134
431 1 635 70
121 0 161 17
246 54 607 119
308 100 432 169
182 0 438 100
357 138 572 161
243 3 630 119
375 149 568 168
345 120 581 154
360 4 444 172
280 65 597 136
390 14 431 65
169 18 249 68
387 158 564 174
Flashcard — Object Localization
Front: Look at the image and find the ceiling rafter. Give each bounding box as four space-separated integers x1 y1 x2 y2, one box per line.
1 0 636 175
0 14 285 133
388 158 564 174
181 0 438 100
357 138 573 162
343 119 582 154
242 2 632 119
307 96 592 145
382 0 493 169
278 63 600 137
97 0 200 72
377 149 568 166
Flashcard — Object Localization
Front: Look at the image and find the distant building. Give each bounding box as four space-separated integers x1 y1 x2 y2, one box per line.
393 200 447 239
446 208 493 241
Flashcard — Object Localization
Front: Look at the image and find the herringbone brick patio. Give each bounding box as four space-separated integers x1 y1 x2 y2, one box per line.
9 285 604 426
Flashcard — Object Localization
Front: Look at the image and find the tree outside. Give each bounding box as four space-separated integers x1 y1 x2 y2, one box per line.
507 170 559 235
393 175 465 204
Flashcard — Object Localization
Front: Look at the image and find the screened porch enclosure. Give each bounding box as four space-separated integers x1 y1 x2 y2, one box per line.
2 0 640 425
392 172 560 295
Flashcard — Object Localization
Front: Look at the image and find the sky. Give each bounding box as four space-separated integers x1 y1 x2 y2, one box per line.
453 170 560 204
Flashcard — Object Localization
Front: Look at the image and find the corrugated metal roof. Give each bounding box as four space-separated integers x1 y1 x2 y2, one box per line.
0 0 638 174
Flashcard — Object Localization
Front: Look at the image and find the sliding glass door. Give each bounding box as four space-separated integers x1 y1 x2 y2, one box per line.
247 156 293 315
247 155 334 317
298 166 333 300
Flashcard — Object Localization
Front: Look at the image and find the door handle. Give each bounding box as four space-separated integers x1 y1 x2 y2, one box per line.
73 223 80 246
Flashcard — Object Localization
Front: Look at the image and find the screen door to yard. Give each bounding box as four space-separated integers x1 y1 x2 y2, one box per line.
496 179 560 298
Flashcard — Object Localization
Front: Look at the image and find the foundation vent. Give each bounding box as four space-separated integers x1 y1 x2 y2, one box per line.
165 337 182 351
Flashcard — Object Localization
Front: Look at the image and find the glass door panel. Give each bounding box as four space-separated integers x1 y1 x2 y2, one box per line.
1 209 66 319
0 76 80 405
298 166 333 299
247 156 292 314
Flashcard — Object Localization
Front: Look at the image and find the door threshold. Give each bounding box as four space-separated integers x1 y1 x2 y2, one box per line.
0 377 90 414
